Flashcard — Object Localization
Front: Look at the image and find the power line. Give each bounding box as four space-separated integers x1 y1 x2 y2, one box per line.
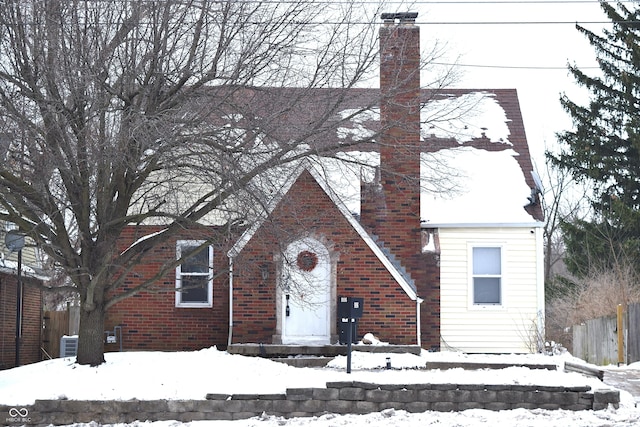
410 0 626 3
417 20 617 25
431 61 600 70
226 0 638 3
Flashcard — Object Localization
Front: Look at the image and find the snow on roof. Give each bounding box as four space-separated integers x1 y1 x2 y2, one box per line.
327 90 539 225
421 91 512 145
0 257 49 281
420 147 534 225
318 146 535 225
132 88 540 227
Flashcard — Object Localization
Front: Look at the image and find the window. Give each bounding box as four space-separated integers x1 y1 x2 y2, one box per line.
175 240 213 308
472 246 502 305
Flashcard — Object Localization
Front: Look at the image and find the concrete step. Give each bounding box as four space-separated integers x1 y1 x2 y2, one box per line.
227 344 422 358
426 361 557 371
270 356 334 368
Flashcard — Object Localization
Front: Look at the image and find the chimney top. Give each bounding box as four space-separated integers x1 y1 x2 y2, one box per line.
381 12 418 24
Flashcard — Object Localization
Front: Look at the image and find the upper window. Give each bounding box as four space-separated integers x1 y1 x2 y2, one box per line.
175 240 213 308
472 246 502 305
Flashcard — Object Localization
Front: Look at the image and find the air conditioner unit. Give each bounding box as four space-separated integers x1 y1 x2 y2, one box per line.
59 335 78 358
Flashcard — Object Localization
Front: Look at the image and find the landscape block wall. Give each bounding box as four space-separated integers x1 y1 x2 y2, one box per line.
5 381 618 425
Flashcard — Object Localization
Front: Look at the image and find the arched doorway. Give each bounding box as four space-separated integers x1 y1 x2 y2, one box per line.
278 237 333 344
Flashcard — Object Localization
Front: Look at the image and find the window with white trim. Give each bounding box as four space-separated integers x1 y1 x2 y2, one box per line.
472 246 502 305
175 240 213 308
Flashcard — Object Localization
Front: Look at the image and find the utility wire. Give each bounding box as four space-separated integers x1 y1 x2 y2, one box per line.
416 20 624 25
429 62 600 71
431 61 600 70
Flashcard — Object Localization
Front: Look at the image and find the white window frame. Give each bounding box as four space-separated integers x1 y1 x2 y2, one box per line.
175 240 213 308
469 244 505 308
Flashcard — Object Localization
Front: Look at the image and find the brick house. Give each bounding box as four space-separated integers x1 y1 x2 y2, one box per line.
0 226 45 369
107 13 545 354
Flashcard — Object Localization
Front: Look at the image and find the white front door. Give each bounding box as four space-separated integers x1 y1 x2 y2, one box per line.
281 238 331 344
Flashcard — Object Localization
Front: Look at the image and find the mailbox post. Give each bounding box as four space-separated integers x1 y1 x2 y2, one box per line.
338 296 364 373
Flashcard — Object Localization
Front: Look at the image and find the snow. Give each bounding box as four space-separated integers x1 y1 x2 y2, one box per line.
0 258 37 276
420 92 512 145
337 108 380 141
320 90 538 224
120 229 168 255
420 147 535 224
1 347 639 426
314 146 535 225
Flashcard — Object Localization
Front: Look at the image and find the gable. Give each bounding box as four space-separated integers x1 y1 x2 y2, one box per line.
228 163 419 301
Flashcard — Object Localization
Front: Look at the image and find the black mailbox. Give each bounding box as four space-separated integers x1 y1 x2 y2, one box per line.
338 296 364 345
338 296 364 318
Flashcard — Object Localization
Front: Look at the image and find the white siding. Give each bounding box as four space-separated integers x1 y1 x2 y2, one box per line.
439 227 543 353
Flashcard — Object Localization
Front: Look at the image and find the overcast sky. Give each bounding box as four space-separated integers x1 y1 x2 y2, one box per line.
409 0 608 165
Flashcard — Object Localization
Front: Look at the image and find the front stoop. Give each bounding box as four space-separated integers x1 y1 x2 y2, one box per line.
227 344 422 358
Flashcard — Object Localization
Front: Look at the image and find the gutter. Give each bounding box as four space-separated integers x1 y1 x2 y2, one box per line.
535 226 545 351
416 297 423 347
227 256 234 348
422 221 545 229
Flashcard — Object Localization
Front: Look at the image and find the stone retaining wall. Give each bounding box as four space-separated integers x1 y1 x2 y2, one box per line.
2 381 620 426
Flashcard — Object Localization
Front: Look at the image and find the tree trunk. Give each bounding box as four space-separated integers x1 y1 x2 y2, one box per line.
76 303 106 366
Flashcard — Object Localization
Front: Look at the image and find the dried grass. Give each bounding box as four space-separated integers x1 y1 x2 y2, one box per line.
545 263 640 352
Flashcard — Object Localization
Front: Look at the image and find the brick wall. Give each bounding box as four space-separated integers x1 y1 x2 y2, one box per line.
232 170 421 345
106 170 432 351
106 226 232 351
0 273 43 369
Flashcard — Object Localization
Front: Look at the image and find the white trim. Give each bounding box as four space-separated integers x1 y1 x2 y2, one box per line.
416 299 422 347
175 240 214 308
423 221 544 229
468 243 506 310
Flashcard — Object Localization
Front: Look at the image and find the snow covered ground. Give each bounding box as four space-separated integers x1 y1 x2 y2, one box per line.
1 347 639 426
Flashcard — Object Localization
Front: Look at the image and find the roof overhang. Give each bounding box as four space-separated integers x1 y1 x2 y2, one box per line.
422 221 545 229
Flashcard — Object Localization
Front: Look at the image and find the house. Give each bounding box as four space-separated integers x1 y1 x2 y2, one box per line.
0 223 45 369
107 12 544 354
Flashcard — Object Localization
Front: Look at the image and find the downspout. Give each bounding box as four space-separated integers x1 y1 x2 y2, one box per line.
535 226 545 352
416 297 423 348
227 256 234 348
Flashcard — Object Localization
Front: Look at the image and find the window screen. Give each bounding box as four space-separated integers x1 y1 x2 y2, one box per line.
176 241 212 307
472 247 501 305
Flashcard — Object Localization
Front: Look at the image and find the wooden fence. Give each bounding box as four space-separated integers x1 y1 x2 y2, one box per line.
629 303 640 363
573 302 640 365
42 304 80 359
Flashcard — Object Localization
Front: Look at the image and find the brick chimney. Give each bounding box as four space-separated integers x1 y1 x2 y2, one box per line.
375 12 422 266
360 12 440 350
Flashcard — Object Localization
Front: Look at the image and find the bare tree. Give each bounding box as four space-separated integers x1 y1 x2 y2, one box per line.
0 0 400 365
539 151 592 294
541 147 595 348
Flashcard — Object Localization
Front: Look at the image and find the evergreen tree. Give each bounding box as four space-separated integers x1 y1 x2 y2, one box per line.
550 1 640 277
